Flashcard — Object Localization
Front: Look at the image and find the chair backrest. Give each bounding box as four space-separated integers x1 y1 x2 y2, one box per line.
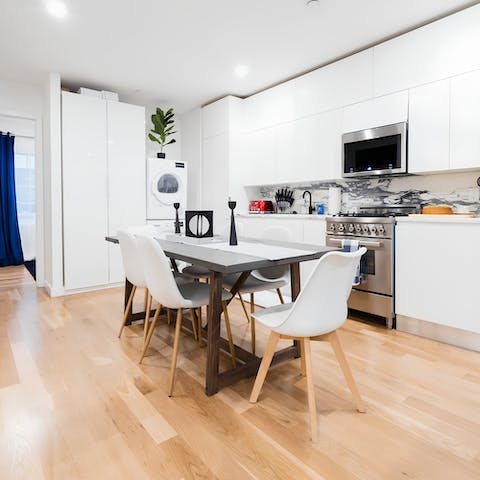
118 230 146 287
252 226 292 281
136 235 190 309
279 248 367 337
117 226 157 287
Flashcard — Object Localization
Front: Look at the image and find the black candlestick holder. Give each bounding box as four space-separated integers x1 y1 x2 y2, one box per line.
228 201 237 246
174 203 181 234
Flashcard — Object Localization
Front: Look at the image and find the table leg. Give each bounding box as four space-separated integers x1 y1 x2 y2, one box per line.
124 278 134 326
290 262 301 357
206 270 224 396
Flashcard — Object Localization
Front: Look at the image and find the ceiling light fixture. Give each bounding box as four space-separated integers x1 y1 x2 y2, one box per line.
234 64 249 78
306 0 319 5
46 1 68 19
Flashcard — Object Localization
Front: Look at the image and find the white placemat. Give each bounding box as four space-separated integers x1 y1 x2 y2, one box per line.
201 241 316 261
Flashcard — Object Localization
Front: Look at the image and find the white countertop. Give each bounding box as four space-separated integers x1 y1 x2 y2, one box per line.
237 213 328 220
396 215 480 224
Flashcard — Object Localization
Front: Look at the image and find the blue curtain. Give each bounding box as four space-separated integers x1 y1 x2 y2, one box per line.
0 132 24 266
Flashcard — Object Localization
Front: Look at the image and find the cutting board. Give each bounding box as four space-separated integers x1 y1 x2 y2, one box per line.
408 213 477 218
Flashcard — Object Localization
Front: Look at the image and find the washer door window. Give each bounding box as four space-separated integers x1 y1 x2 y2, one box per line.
152 171 183 205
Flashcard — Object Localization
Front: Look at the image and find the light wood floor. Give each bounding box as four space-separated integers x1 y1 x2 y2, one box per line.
1 265 479 479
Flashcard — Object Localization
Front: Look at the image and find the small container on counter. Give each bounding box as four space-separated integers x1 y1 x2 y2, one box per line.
316 203 325 215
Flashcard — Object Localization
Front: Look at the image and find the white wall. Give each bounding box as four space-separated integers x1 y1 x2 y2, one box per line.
180 107 202 209
0 78 45 286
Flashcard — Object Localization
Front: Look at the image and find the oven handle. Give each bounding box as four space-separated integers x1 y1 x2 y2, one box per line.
328 238 383 248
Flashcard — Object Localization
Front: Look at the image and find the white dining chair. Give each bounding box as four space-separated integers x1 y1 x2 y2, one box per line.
249 248 367 442
223 225 291 355
117 228 191 340
136 235 236 396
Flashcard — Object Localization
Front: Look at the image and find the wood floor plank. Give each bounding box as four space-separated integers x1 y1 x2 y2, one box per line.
0 265 479 479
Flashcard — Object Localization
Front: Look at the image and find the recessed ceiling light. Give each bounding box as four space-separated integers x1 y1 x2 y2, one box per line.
46 1 68 19
234 64 249 78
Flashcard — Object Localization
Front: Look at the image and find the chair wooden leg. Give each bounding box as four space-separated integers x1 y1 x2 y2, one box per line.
222 301 236 367
250 293 256 355
300 338 306 376
167 308 172 326
276 288 285 304
143 288 149 311
237 293 250 323
328 330 366 413
249 331 280 403
144 292 152 341
118 285 137 338
168 308 183 397
139 304 162 363
189 309 198 341
303 338 318 442
197 308 203 346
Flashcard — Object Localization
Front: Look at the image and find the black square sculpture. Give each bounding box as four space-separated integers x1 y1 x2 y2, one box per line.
185 210 214 238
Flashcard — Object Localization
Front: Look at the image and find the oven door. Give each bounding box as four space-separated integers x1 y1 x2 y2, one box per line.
326 236 392 296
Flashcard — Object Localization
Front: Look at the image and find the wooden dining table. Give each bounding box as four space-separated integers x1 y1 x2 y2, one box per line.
106 235 335 396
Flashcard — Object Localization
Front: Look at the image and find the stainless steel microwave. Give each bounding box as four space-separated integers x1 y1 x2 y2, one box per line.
342 122 407 178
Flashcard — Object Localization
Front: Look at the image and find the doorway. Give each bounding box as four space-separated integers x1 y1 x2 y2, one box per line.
0 114 38 280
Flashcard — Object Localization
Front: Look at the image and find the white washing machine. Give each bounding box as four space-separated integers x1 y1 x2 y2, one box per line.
147 158 187 220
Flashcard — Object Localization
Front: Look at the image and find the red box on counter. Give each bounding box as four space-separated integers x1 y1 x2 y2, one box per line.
249 200 274 213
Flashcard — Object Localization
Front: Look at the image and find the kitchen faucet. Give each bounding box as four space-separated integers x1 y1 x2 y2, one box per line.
302 190 314 215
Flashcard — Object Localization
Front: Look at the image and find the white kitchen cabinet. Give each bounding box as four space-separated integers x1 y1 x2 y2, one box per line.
106 101 146 283
202 133 230 234
62 92 146 290
450 69 480 170
301 219 327 289
374 4 480 96
342 91 408 133
395 220 480 335
294 49 374 119
275 109 342 184
408 80 450 173
244 81 296 132
62 92 109 290
242 127 276 186
202 96 231 139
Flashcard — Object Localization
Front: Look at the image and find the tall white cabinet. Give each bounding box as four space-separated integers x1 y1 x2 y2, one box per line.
62 92 145 290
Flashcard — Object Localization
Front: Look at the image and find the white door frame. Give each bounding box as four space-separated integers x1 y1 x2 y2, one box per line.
0 109 45 287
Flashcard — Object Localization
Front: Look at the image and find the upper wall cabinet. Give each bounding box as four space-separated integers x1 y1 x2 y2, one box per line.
342 90 408 133
294 49 374 119
202 97 230 138
408 79 450 173
275 109 342 184
374 5 480 96
450 69 480 170
243 81 296 132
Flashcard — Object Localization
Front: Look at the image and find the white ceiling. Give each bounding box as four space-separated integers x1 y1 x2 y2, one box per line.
0 0 478 113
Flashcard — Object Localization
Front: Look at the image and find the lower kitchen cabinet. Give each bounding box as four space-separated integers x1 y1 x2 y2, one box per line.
236 216 327 299
395 220 480 335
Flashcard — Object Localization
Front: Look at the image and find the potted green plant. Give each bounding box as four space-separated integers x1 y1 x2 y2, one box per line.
148 107 177 158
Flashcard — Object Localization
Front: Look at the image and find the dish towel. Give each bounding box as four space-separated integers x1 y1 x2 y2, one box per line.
341 239 362 286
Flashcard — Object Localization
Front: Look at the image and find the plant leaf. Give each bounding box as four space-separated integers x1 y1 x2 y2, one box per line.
166 138 176 145
148 133 161 144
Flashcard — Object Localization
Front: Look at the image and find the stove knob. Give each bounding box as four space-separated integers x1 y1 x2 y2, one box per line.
355 224 362 233
377 225 385 234
362 225 369 234
329 224 336 232
348 224 355 233
338 223 345 232
369 225 377 234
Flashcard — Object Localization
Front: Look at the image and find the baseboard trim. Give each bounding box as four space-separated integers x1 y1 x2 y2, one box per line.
44 281 65 298
396 315 480 352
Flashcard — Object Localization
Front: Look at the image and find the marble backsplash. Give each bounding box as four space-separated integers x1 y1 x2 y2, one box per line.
253 171 480 215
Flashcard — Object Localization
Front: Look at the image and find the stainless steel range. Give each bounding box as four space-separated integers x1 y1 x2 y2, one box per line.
325 205 419 328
